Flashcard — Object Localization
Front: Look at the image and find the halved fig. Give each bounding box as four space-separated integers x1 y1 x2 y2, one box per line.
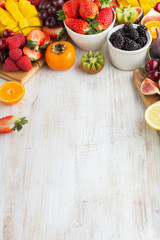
141 8 160 25
140 78 160 95
81 50 105 74
134 7 144 24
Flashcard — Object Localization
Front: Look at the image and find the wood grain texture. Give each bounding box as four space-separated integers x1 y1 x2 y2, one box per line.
0 43 160 240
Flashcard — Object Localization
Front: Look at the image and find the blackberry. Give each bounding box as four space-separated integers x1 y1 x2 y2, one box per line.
137 25 147 37
110 29 124 43
113 35 125 49
123 22 134 32
124 37 140 51
129 29 139 41
137 36 147 47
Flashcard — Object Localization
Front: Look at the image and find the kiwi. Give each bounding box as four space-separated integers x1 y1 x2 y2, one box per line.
116 4 139 24
81 50 105 74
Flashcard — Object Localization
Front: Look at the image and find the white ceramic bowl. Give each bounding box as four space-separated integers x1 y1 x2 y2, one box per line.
106 24 152 71
64 9 116 51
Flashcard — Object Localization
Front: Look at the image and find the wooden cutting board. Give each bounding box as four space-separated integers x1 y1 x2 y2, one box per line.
133 68 160 135
0 33 69 85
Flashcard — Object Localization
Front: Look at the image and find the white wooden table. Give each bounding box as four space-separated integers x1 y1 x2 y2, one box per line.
0 43 160 240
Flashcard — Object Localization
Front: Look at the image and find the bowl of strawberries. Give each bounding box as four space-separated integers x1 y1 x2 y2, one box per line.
59 0 116 51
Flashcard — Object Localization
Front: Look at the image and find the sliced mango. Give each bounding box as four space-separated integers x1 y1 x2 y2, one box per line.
0 8 15 25
27 17 42 27
5 1 24 21
5 21 20 33
0 22 6 37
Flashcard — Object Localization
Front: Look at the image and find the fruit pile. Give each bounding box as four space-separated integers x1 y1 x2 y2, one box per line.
110 22 148 51
0 0 42 37
59 0 117 34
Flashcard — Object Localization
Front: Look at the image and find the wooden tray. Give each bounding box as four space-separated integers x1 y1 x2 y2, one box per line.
133 68 160 135
0 33 69 84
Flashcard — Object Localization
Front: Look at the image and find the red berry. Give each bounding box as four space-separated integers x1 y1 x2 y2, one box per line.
3 57 19 72
17 56 32 71
15 33 26 47
6 36 21 49
9 48 22 61
145 60 159 72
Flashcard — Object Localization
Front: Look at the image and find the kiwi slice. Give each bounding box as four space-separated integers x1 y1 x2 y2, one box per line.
81 50 105 74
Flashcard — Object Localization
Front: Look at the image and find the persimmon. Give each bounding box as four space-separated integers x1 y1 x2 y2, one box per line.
45 41 76 70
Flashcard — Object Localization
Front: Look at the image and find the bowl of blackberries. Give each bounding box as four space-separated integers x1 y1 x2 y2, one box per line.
107 22 152 71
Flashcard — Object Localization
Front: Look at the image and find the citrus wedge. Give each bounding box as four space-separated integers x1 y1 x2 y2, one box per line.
0 81 25 105
145 21 160 41
145 101 160 130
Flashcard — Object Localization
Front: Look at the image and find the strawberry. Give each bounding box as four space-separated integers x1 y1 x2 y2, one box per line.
23 46 41 61
15 33 26 47
6 36 21 49
58 0 80 20
17 56 32 71
0 116 28 134
9 48 22 61
64 18 89 34
3 57 19 72
42 32 51 45
94 0 118 10
79 0 99 19
41 26 64 39
27 29 46 49
96 7 113 30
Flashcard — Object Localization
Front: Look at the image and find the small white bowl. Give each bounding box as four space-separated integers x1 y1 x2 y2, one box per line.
106 24 152 71
64 9 116 51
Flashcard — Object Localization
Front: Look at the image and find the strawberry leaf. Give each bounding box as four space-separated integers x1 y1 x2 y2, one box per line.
57 9 66 20
100 0 114 9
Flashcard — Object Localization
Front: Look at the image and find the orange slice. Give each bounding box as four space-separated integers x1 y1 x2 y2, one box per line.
0 81 25 105
145 21 160 41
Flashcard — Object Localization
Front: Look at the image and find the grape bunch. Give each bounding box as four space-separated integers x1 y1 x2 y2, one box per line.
38 0 66 28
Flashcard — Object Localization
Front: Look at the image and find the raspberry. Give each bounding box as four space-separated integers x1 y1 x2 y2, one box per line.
17 56 32 71
6 36 21 49
15 33 26 47
9 48 22 61
3 57 19 72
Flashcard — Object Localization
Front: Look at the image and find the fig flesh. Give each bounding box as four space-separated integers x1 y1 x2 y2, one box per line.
141 8 160 25
140 78 160 95
134 7 144 24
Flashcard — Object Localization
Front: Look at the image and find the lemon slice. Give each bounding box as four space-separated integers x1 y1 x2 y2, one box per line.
145 101 160 130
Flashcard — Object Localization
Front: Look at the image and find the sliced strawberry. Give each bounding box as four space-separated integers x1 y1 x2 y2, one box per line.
42 26 64 39
64 18 89 34
23 46 41 61
43 32 51 45
27 29 46 47
0 116 28 133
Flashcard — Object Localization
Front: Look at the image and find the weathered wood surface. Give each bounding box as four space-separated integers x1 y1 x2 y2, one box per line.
0 43 160 240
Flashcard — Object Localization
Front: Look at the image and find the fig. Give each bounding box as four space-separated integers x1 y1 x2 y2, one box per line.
141 8 160 25
140 78 160 95
81 50 105 74
134 7 144 24
150 28 160 59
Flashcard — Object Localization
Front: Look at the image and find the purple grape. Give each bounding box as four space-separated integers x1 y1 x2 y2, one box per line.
39 10 49 20
51 0 64 10
41 1 51 10
48 6 57 15
45 16 56 28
